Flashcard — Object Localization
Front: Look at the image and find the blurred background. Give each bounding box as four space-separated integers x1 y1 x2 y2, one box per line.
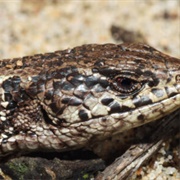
0 0 179 60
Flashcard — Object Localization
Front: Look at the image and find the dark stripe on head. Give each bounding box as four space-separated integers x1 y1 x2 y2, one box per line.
101 98 114 106
133 95 153 107
2 76 21 92
68 98 82 106
109 102 121 114
79 109 89 121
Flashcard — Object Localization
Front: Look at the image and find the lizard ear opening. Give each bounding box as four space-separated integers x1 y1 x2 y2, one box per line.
41 106 53 125
176 75 180 83
41 105 65 127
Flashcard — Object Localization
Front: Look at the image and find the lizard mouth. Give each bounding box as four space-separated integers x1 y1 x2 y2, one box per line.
41 93 180 136
99 94 180 134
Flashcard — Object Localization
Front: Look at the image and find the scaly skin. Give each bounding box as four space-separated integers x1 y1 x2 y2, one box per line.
0 43 179 158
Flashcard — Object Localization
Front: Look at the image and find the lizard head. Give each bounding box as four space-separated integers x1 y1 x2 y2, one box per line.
39 43 179 132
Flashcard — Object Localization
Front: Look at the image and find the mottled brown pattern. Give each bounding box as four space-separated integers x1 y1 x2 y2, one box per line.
0 43 179 159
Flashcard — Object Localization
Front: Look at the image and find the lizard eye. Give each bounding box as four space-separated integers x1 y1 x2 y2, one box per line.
112 76 142 94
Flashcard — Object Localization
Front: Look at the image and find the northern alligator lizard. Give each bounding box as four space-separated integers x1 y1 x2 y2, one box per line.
0 43 179 159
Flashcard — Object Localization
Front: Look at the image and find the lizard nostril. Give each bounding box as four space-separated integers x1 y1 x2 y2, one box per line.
176 75 180 83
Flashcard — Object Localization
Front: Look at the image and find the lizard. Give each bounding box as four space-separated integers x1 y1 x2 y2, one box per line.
0 43 179 160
